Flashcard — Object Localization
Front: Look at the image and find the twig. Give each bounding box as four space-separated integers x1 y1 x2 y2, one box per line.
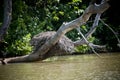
100 19 120 47
76 27 101 57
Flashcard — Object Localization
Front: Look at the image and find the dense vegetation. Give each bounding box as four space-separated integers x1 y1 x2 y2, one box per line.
0 0 120 57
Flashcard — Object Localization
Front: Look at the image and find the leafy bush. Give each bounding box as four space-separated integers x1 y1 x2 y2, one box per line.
75 36 96 53
6 34 33 56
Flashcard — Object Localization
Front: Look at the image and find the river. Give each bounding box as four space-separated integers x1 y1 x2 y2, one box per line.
0 53 120 80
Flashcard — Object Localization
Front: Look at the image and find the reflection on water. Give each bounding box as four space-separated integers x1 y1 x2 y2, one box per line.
0 53 120 80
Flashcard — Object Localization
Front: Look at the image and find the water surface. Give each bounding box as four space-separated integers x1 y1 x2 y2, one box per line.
0 53 120 80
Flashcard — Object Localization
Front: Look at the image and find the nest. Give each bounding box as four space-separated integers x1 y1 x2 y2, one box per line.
30 31 75 56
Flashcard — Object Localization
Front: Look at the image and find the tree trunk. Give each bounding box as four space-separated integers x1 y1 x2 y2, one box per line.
0 0 109 64
0 0 12 41
0 0 12 64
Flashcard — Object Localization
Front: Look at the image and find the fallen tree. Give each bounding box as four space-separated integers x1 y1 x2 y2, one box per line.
0 0 110 64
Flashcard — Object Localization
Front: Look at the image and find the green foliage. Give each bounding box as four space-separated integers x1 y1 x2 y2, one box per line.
15 34 32 55
6 34 33 56
75 44 90 53
75 36 96 53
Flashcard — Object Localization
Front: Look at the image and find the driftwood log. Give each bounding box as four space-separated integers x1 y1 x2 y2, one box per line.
0 0 109 64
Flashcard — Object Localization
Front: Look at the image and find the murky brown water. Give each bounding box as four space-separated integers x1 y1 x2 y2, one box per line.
0 53 120 80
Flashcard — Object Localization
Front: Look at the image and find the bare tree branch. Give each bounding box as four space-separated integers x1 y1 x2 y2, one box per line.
73 0 108 53
74 14 101 46
74 0 109 47
76 27 102 57
100 19 120 48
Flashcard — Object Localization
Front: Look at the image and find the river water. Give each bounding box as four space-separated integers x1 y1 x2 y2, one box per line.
0 53 120 80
